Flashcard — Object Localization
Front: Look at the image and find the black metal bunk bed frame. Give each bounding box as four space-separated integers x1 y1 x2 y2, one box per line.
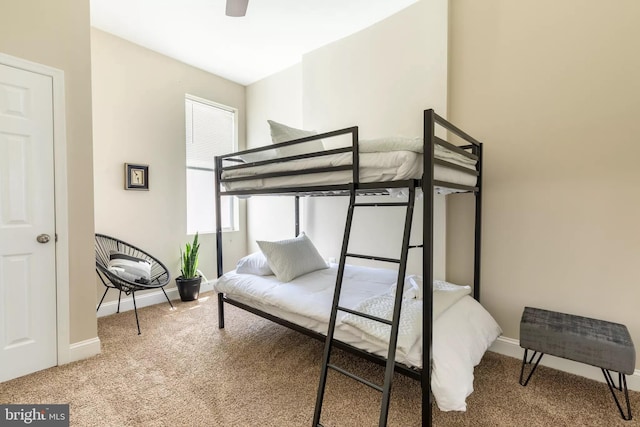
214 109 483 427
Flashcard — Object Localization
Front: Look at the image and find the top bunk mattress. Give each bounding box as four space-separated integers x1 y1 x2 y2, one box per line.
220 138 478 193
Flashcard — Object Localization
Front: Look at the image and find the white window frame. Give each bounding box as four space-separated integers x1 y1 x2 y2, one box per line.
185 94 239 234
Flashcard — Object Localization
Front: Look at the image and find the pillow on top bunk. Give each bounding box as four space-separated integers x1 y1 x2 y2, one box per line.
236 251 273 276
268 120 324 157
257 232 328 282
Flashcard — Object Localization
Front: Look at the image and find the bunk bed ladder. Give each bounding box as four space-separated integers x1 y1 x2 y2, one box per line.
313 182 417 427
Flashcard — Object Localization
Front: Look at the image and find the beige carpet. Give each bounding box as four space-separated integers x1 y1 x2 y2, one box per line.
0 291 638 426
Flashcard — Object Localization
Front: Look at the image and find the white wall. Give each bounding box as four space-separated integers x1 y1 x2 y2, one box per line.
245 64 304 251
300 0 449 277
245 0 450 278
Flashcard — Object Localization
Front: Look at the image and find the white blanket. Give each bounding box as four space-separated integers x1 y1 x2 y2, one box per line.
213 264 502 412
342 282 470 354
342 295 422 354
221 139 477 192
215 263 397 325
359 137 476 170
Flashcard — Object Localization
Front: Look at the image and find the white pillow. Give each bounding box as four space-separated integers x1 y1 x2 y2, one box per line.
107 251 152 283
268 120 324 157
257 233 328 282
236 251 273 276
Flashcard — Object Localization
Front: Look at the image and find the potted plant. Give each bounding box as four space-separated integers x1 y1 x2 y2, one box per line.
176 232 201 301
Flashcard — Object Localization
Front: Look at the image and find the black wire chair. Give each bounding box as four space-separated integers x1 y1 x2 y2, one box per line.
95 233 174 334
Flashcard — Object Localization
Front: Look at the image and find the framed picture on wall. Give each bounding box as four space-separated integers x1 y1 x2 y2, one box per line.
124 163 149 190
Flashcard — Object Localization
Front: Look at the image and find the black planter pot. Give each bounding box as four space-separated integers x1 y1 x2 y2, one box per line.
176 276 202 302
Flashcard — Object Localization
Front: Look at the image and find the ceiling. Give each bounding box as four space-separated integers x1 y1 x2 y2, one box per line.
90 0 418 86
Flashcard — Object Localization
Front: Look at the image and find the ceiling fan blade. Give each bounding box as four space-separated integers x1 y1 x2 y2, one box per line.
226 0 249 17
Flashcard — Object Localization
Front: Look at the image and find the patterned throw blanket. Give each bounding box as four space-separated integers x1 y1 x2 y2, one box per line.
342 281 471 353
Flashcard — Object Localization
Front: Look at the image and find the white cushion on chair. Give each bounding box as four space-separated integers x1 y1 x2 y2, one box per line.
108 251 151 282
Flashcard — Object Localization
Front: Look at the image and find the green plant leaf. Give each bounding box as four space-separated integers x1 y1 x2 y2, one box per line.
180 232 200 279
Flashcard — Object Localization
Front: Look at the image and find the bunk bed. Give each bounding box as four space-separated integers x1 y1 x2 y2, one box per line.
213 109 501 426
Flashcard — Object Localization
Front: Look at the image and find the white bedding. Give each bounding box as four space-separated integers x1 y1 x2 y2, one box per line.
341 281 471 356
222 138 477 192
214 264 502 411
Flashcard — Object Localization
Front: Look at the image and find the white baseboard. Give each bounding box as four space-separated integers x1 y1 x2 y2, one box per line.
96 280 215 317
489 335 640 391
66 337 101 363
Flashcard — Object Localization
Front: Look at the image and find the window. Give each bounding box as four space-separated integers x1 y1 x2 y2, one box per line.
185 95 238 234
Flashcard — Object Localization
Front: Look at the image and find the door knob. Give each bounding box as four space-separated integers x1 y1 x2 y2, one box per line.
37 234 51 243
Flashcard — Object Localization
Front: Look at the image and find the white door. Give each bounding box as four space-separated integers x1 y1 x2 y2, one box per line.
0 63 57 382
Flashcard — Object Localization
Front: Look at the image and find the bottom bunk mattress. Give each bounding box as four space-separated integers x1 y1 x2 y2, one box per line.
213 263 502 412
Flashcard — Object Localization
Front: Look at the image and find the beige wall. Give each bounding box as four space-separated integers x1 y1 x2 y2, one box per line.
0 0 96 344
91 29 247 302
300 0 449 277
245 64 304 249
449 0 640 366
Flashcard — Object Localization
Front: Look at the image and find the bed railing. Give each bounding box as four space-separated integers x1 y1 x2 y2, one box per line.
216 126 359 196
428 112 481 193
215 112 482 198
426 110 483 300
